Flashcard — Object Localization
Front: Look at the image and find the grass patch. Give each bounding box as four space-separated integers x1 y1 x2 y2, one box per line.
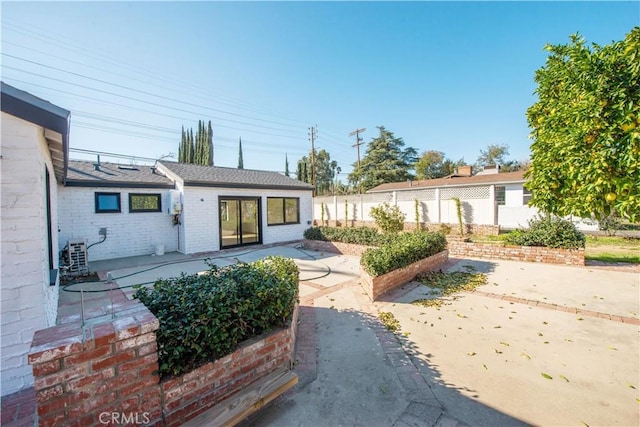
412 269 487 308
584 235 640 264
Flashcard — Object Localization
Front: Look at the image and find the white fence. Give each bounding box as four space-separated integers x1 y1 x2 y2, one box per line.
314 186 496 227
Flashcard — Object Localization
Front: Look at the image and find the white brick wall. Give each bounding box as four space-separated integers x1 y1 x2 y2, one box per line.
58 187 179 261
182 187 312 254
1 112 59 396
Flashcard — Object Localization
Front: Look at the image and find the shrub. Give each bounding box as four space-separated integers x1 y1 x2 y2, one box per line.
370 202 406 234
133 256 298 378
599 215 622 236
303 226 394 246
504 216 586 249
360 231 447 276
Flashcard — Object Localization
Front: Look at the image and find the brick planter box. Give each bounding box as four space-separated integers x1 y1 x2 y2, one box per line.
28 287 298 427
302 239 373 257
361 250 449 301
446 239 585 266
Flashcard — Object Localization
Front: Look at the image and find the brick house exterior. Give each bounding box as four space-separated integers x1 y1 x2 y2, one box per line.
1 82 70 396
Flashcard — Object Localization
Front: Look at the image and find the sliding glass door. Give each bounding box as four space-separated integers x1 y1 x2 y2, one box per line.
219 197 261 249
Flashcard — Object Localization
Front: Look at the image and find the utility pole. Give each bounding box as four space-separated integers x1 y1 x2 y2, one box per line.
349 128 366 193
309 126 318 195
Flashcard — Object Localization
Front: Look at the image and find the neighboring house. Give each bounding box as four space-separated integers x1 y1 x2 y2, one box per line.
314 167 596 231
58 160 314 260
1 82 70 396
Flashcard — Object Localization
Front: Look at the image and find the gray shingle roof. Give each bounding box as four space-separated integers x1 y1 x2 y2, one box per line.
157 161 314 190
66 160 174 188
368 171 526 193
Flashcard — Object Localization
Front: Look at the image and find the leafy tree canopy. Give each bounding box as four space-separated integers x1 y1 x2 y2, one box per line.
296 149 338 195
526 28 640 222
415 150 465 179
348 126 418 191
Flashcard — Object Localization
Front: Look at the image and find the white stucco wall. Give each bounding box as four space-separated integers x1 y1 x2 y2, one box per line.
57 187 179 261
182 187 313 254
1 112 60 396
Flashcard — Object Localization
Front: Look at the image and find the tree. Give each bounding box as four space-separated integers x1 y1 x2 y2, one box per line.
415 150 466 179
296 149 338 195
526 28 640 222
348 126 417 191
285 154 290 176
178 120 213 166
475 144 510 169
237 137 244 169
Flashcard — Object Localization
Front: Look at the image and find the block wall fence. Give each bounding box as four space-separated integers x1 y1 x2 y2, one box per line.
28 287 297 427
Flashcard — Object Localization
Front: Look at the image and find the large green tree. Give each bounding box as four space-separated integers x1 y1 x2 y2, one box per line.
526 28 640 222
296 149 338 195
178 120 214 166
348 126 417 191
415 150 465 179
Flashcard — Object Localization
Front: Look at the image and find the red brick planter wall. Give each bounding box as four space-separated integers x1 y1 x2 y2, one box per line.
361 250 449 301
446 239 584 266
28 288 297 427
161 306 297 427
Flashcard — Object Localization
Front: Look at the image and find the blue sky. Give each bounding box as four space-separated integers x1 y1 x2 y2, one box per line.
1 1 638 178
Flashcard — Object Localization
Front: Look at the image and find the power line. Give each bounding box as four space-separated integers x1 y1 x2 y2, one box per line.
349 128 366 193
1 21 312 127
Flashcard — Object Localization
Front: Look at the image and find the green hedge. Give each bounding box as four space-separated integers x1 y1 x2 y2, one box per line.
504 216 586 250
303 226 394 246
133 256 298 378
360 231 447 277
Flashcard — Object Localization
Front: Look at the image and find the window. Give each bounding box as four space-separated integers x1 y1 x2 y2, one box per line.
95 192 121 213
495 186 505 206
523 186 533 205
267 197 299 225
129 193 162 212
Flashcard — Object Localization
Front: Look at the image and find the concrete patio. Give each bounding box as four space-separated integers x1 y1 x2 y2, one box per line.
3 242 638 426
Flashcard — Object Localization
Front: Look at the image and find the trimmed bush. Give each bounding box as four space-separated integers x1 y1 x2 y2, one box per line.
505 216 586 250
361 231 447 276
133 256 298 378
303 226 394 246
370 202 406 234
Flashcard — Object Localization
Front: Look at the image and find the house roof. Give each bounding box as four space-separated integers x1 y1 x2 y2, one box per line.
1 81 70 184
367 170 527 193
65 160 175 188
157 161 314 191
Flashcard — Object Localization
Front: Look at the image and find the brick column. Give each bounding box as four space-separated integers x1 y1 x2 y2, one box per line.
28 290 162 427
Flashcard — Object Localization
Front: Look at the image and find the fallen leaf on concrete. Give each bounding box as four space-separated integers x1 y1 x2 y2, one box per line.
538 332 544 336
467 352 476 356
494 349 502 354
541 372 553 380
482 364 488 370
577 317 584 321
520 352 531 360
607 345 618 351
457 313 467 318
628 384 636 389
559 375 570 382
500 341 510 347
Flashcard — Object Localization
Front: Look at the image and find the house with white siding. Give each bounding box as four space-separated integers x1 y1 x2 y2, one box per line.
1 82 69 396
59 160 314 261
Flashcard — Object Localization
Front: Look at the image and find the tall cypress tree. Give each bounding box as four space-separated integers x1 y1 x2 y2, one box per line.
285 154 290 176
178 120 214 165
207 120 214 166
238 137 244 169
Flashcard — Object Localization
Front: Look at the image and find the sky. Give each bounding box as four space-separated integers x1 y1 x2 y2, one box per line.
1 1 638 179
